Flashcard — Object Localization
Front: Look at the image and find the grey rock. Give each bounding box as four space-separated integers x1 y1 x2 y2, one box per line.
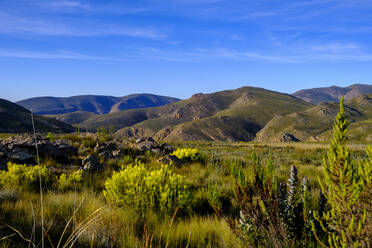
160 143 174 153
157 154 182 166
0 134 78 164
276 133 300 142
133 137 157 152
151 148 161 154
94 142 122 160
82 154 102 172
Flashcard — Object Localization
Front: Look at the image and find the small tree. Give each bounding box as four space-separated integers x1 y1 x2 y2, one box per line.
313 97 372 247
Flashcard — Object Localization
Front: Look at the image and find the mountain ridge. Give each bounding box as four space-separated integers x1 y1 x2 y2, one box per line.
293 83 372 104
17 94 180 116
0 98 74 133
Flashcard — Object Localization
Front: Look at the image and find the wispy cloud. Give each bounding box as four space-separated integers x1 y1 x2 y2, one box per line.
0 12 165 38
119 45 372 63
231 11 278 21
35 1 149 15
310 43 359 52
47 1 90 9
2 43 371 63
0 50 103 60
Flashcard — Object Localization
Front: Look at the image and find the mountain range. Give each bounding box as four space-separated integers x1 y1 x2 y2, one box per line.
293 84 372 104
17 94 180 115
2 83 372 142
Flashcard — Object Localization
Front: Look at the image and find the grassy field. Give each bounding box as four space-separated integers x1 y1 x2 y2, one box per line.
0 134 370 247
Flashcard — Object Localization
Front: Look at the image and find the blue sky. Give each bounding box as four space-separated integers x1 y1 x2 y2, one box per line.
1 0 372 101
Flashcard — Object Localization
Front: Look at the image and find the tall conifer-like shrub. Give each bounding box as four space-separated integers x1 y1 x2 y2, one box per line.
313 97 372 247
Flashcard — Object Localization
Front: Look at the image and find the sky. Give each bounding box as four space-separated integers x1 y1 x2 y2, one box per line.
1 0 372 102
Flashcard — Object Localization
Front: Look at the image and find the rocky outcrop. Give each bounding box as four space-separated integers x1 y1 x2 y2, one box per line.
0 134 78 166
276 133 300 142
157 154 182 166
94 142 122 160
131 137 174 154
82 154 102 172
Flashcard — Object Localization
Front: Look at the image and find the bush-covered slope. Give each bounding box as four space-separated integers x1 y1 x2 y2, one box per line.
44 111 98 125
0 98 74 133
80 86 312 141
256 94 372 142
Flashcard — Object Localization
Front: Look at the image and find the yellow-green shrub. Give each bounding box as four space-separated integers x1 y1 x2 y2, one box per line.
103 162 191 215
172 148 201 161
57 169 83 191
0 162 51 191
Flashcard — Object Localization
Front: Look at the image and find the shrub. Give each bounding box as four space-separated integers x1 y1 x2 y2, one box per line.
46 132 55 141
0 162 51 191
313 97 372 247
209 154 318 247
103 162 191 215
57 169 84 191
62 133 83 143
81 137 97 150
172 148 202 162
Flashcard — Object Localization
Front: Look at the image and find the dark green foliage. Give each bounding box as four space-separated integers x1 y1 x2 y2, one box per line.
210 153 319 247
313 97 372 247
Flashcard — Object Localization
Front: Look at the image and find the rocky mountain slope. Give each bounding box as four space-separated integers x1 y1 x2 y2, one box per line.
79 86 312 141
0 98 74 133
17 94 180 116
256 94 372 142
293 84 372 104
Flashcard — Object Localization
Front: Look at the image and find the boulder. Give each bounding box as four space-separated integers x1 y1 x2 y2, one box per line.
131 137 174 155
160 143 174 153
94 142 122 160
133 137 157 152
157 154 182 166
276 133 300 143
82 154 103 172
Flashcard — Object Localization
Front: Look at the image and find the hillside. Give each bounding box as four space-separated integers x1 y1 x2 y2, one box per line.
0 98 74 133
79 86 312 141
256 94 372 142
17 94 180 116
293 84 372 104
44 111 98 125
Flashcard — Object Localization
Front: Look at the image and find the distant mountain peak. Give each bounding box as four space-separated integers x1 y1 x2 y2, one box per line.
293 83 372 104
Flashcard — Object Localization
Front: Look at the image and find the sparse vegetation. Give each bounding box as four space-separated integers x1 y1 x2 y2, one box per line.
0 97 370 247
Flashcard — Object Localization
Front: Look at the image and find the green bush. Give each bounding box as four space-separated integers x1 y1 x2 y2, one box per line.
46 132 55 141
81 137 97 149
172 148 202 162
103 162 191 215
0 162 51 191
57 169 84 191
313 97 372 247
209 154 318 247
